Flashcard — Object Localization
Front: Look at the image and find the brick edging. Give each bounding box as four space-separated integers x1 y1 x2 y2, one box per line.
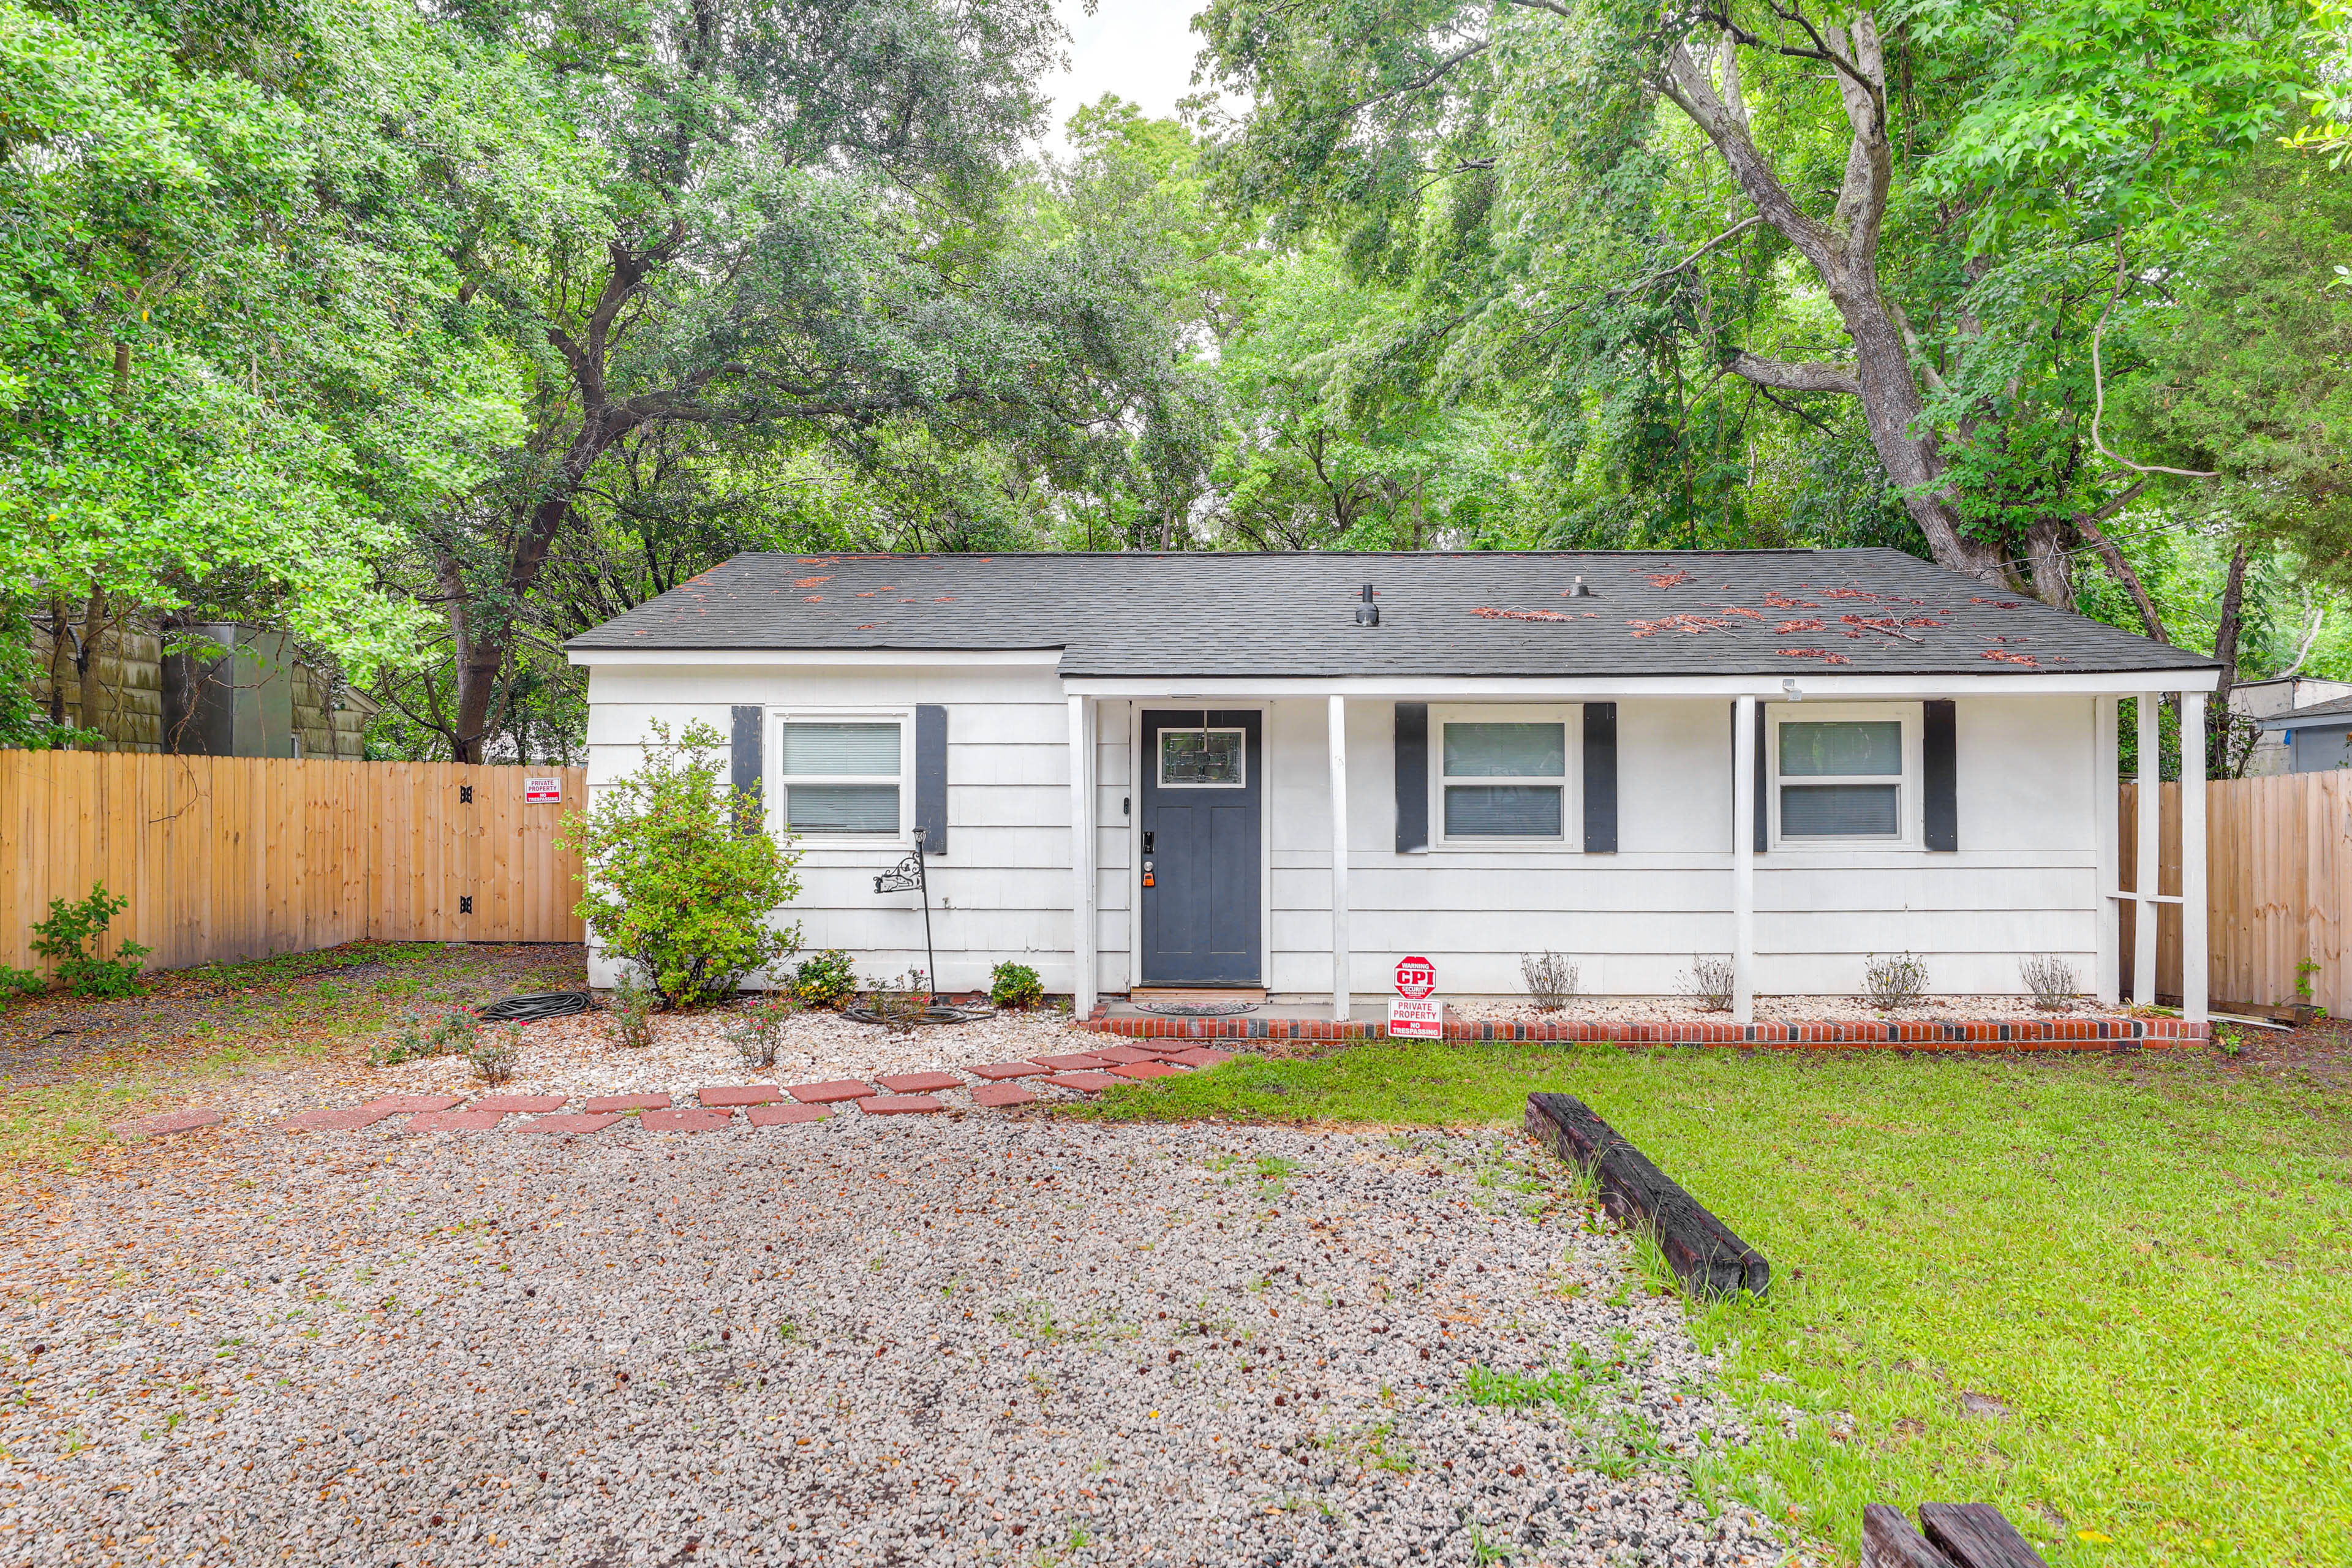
1078 1009 2207 1049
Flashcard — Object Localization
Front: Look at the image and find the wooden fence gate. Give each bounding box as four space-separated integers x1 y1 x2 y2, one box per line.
0 753 586 973
2122 771 2352 1016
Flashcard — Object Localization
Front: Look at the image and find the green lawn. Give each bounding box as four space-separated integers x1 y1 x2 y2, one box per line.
1060 1042 2352 1568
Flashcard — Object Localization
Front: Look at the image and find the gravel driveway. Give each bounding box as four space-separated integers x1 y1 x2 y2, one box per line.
1 1113 1782 1568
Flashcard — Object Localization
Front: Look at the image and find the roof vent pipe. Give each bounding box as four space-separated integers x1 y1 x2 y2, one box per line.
1355 584 1380 627
1569 575 1593 598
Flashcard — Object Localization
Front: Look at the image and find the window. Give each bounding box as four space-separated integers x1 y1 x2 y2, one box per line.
778 718 903 835
1776 714 1905 840
1159 726 1245 788
1439 717 1568 840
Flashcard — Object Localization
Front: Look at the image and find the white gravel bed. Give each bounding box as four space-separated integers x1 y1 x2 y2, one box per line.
1472 992 2086 1025
186 1008 1093 1126
0 1117 1784 1567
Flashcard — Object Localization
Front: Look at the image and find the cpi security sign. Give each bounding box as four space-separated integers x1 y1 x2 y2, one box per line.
1389 956 1441 1039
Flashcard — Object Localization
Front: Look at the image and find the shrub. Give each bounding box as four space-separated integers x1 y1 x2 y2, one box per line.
558 720 802 1009
792 949 859 1009
0 965 45 1001
30 883 151 998
1862 952 1930 1011
725 993 796 1069
2018 954 2080 1011
989 961 1044 1010
1680 956 1735 1012
867 971 930 1036
608 966 655 1049
1520 951 1578 1011
469 1023 520 1085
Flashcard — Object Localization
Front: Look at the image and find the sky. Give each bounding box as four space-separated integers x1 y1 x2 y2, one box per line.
1041 0 1212 153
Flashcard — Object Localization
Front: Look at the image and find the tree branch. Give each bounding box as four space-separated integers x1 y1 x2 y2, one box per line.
1726 350 1860 395
2072 498 2169 644
1343 40 1490 114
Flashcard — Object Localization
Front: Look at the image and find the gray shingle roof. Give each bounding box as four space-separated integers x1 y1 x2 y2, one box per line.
2255 693 2352 726
567 549 2217 679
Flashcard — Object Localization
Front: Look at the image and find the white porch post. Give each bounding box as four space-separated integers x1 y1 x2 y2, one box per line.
2134 692 2162 1006
2093 695 2121 1007
1732 695 1757 1025
1068 693 1096 1017
2182 691 2209 1024
1329 693 1351 1022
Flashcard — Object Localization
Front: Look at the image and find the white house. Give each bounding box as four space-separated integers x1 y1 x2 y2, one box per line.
567 549 2221 1024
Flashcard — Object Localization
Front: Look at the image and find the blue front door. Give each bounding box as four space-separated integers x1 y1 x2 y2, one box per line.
1138 709 1262 987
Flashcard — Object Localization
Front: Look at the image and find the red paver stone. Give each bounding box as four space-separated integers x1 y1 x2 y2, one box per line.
876 1071 963 1093
747 1102 828 1126
1165 1047 1236 1068
1030 1052 1114 1071
470 1094 568 1113
585 1093 671 1114
697 1084 782 1107
284 1106 394 1133
858 1095 943 1115
641 1107 734 1133
1041 1071 1120 1092
360 1095 466 1115
407 1110 506 1133
969 1083 1041 1109
517 1112 623 1134
967 1061 1048 1080
1112 1060 1189 1080
110 1109 225 1138
786 1079 876 1104
1091 1045 1163 1065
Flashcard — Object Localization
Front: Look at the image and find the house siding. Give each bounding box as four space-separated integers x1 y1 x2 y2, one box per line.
586 669 2100 1000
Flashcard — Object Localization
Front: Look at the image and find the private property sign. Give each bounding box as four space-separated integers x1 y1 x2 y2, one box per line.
1389 956 1441 1039
524 777 563 804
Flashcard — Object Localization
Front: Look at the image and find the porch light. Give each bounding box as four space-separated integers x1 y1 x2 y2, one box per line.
1355 584 1380 627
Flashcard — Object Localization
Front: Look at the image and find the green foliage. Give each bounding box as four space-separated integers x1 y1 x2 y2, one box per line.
369 1008 479 1067
559 720 802 1008
723 993 796 1070
607 968 655 1049
988 961 1045 1009
28 883 149 997
0 965 46 1000
791 950 860 1010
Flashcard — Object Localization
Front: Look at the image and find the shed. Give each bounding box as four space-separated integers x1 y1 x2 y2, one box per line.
567 549 2220 1022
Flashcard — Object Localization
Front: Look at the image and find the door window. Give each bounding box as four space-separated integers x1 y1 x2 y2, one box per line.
1159 727 1246 788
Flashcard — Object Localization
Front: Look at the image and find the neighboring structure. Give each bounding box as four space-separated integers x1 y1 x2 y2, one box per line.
28 619 373 758
2252 691 2352 773
2229 676 2352 776
567 550 2222 1021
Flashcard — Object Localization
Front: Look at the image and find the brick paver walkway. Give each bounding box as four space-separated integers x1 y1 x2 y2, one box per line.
271 1046 1235 1139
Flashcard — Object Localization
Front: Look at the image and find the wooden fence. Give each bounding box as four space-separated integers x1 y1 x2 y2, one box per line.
0 753 586 973
2124 771 2352 1015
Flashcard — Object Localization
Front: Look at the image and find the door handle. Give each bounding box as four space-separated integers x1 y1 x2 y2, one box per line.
1142 859 1155 888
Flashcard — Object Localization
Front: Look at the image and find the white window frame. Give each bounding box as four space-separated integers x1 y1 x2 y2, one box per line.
1768 701 1921 849
771 708 915 846
1428 704 1584 851
1155 725 1249 790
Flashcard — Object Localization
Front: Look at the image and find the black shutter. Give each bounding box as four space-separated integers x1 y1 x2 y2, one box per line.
1394 703 1429 852
1923 699 1957 851
730 704 763 835
1581 703 1618 853
916 704 948 854
1733 702 1768 852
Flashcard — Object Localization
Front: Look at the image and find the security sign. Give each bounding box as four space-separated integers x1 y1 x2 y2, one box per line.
524 776 562 804
1393 955 1436 999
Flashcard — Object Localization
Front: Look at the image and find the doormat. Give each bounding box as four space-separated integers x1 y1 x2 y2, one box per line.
1134 1001 1257 1017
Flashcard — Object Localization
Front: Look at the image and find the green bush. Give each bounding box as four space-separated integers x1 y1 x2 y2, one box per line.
989 960 1044 1009
0 965 45 1000
371 1008 480 1067
557 720 802 1009
792 949 859 1009
29 884 151 998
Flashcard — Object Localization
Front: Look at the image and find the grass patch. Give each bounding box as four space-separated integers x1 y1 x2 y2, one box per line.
1060 1041 2352 1567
